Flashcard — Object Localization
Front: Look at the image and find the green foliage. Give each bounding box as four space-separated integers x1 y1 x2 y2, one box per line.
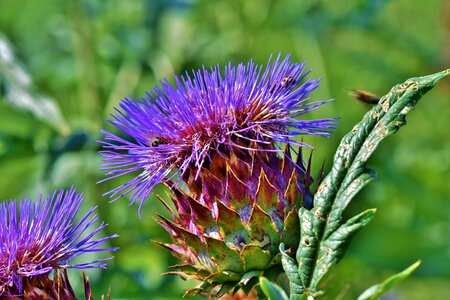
282 70 449 299
0 34 69 135
0 0 449 299
357 260 421 300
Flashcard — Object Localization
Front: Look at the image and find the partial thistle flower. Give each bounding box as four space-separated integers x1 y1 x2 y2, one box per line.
99 54 334 297
0 188 118 298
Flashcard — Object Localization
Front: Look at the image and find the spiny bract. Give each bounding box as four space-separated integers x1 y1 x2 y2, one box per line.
157 145 322 297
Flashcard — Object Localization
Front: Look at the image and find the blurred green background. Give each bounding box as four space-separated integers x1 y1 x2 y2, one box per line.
0 0 448 299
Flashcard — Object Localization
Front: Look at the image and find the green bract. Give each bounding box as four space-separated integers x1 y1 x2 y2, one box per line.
157 146 322 298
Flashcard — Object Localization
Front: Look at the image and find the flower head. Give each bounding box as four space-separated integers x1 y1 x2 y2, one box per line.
0 187 118 297
100 54 335 210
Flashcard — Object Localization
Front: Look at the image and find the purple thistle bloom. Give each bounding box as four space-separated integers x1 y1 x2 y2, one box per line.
100 54 336 211
0 187 118 297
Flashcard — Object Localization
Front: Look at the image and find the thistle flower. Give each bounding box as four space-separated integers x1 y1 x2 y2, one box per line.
100 54 335 210
100 54 334 297
0 188 118 298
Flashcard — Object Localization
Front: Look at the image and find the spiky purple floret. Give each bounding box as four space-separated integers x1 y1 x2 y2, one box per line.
99 53 336 210
0 188 118 296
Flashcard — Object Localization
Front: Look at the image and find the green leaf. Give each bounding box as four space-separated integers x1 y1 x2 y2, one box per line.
259 277 289 300
286 69 449 296
296 208 318 287
357 260 421 300
279 243 304 297
311 209 376 287
315 69 450 240
325 168 376 238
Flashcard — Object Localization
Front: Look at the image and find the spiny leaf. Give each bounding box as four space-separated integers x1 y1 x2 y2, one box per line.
357 260 421 300
259 277 289 300
296 208 318 287
280 243 304 297
325 169 376 238
311 209 376 287
315 69 450 239
288 69 449 296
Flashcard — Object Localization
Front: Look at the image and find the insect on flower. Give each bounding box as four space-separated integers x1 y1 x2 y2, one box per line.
269 75 295 93
150 136 167 147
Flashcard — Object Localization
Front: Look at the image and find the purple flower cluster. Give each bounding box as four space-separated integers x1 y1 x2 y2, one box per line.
100 54 335 210
0 188 118 297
